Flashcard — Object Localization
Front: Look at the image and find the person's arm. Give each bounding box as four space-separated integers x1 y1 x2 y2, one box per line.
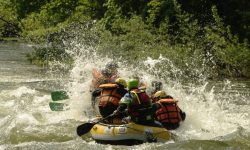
92 68 101 78
117 103 127 112
116 87 128 97
178 106 186 121
112 93 130 115
151 103 161 112
92 88 101 97
180 111 186 121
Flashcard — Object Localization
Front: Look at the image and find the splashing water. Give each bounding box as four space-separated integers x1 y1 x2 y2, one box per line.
63 41 250 140
1 42 250 149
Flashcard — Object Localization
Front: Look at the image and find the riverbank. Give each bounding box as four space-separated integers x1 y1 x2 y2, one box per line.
0 37 20 42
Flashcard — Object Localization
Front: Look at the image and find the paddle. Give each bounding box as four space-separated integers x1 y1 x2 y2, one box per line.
51 90 69 101
76 114 114 136
49 101 69 111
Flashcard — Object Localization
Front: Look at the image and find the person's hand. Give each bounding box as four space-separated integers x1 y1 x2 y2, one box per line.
181 112 186 121
112 110 118 115
120 109 128 116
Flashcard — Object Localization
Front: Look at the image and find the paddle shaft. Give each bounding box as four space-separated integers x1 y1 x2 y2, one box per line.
76 114 114 136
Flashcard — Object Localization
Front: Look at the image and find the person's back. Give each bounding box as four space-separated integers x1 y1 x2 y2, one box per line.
118 79 157 126
98 78 127 123
153 91 186 130
127 89 154 125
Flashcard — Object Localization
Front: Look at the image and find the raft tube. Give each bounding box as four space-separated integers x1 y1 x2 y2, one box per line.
90 122 171 145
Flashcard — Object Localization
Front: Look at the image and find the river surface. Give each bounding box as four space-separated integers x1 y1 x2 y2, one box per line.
0 42 250 150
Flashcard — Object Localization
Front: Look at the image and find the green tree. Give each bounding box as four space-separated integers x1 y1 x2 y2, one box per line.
204 6 250 77
145 0 175 27
11 0 49 19
0 0 20 37
177 0 250 42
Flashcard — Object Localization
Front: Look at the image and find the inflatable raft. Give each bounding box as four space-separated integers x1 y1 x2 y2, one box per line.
90 122 171 145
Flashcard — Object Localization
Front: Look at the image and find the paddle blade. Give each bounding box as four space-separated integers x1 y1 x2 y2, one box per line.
76 123 95 136
49 101 68 111
51 91 69 101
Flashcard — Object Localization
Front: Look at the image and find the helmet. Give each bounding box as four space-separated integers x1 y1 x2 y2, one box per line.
101 68 112 77
115 78 127 88
151 81 163 91
154 90 167 99
127 79 139 90
105 61 118 70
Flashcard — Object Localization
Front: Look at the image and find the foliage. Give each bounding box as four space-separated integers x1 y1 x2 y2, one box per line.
10 0 49 19
25 28 72 66
145 0 176 27
20 0 99 65
97 16 158 60
0 0 250 78
203 6 250 77
177 0 250 42
0 0 20 37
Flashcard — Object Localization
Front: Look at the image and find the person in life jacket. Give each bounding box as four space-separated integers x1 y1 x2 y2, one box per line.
131 75 148 90
90 62 119 109
153 90 186 130
114 79 161 127
98 78 128 123
90 62 119 92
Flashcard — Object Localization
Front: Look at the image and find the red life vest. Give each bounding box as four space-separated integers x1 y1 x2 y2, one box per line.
155 98 182 123
98 83 123 107
128 89 152 120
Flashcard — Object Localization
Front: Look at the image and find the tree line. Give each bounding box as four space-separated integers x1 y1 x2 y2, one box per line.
0 0 250 79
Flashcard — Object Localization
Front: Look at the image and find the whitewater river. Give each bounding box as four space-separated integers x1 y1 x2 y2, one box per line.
0 42 250 150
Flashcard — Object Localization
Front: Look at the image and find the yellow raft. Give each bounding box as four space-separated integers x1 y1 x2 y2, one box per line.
90 122 171 145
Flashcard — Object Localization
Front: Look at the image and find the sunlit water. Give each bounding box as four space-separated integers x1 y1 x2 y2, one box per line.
0 41 250 150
